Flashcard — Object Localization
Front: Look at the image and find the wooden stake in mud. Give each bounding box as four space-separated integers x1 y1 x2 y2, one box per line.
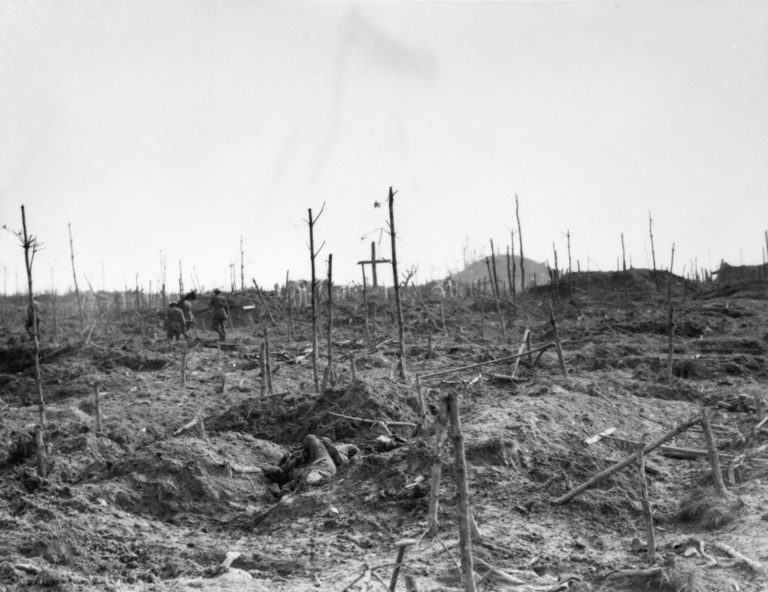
566 230 573 300
548 301 568 377
260 342 267 398
93 383 104 435
439 302 447 336
515 194 525 292
636 444 656 563
554 415 700 504
512 329 531 377
701 406 729 498
68 222 85 331
285 270 295 342
388 187 407 380
428 396 449 536
180 344 188 389
446 392 477 592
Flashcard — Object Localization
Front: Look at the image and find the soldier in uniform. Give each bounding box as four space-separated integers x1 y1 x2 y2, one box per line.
166 302 186 341
209 289 229 342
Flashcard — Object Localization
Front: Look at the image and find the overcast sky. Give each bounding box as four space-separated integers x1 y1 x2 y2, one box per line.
1 0 767 294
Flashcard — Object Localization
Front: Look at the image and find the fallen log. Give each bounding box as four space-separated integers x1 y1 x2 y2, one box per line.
554 415 700 504
713 542 765 574
328 411 417 428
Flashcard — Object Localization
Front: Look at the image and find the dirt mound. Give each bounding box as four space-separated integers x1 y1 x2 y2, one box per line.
291 380 421 442
101 434 284 521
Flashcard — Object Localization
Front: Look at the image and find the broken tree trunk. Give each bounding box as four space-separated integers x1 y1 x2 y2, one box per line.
700 406 729 497
307 207 322 392
485 257 507 341
326 254 335 387
68 222 85 332
515 194 525 292
447 392 477 592
265 329 273 395
388 187 407 380
636 444 655 563
428 397 449 536
511 329 531 378
547 301 568 377
21 207 46 476
554 415 700 504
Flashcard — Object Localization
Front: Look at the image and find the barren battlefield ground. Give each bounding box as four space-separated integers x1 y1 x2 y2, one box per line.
1 269 768 592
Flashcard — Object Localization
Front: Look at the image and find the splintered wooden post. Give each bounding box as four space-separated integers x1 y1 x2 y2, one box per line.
415 375 427 430
308 207 321 392
260 342 267 397
515 194 525 292
427 396 449 536
35 424 45 477
548 301 568 377
93 383 103 435
447 392 477 592
512 328 531 377
252 280 277 327
361 263 371 339
181 344 187 389
701 406 729 497
68 223 85 331
649 211 659 291
196 415 207 440
388 187 407 380
636 444 656 563
265 329 273 394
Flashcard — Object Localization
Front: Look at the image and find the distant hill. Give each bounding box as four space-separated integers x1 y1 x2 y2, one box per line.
447 256 550 290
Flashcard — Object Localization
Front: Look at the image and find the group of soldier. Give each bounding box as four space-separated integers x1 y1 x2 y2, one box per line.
165 289 230 342
22 289 231 344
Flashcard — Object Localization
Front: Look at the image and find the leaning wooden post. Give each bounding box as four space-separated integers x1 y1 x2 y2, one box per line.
649 211 659 291
701 406 729 498
252 280 277 327
636 443 656 563
93 383 104 436
512 328 531 378
554 415 700 504
515 194 525 292
489 239 501 299
260 342 267 398
326 253 336 387
264 329 273 395
427 396 449 536
447 392 477 592
67 223 85 331
388 187 407 380
548 301 568 377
